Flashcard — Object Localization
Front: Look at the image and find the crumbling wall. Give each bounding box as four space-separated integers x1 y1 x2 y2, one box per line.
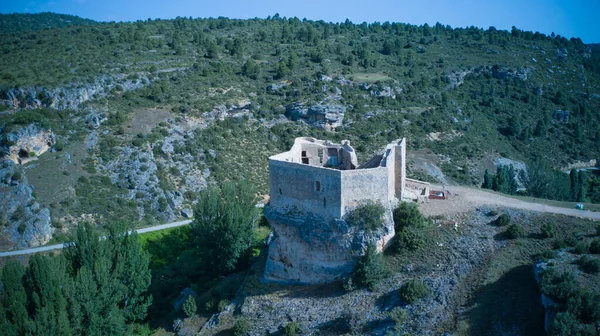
269 160 342 220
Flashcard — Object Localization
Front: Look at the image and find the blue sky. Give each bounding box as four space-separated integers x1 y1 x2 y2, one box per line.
2 0 599 43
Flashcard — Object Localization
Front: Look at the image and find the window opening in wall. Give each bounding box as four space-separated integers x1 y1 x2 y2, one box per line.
302 157 309 164
315 181 321 191
318 149 323 164
323 197 326 208
301 150 307 157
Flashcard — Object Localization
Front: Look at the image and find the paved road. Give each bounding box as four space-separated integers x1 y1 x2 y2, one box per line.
421 185 600 221
0 219 193 257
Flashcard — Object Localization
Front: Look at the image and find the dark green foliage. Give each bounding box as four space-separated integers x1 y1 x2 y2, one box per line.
578 256 600 274
0 222 152 335
232 318 251 336
494 214 511 227
525 160 572 201
0 13 97 33
191 180 258 275
346 201 385 231
574 242 589 254
552 236 578 249
17 222 26 235
485 165 519 194
505 223 526 239
283 321 301 336
541 222 556 238
540 268 600 332
482 169 493 189
0 260 29 335
394 228 425 251
596 225 600 237
353 243 387 290
399 279 429 304
393 202 427 251
589 239 600 254
182 295 197 318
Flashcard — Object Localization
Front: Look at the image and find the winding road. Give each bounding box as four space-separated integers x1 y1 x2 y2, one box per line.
0 219 192 258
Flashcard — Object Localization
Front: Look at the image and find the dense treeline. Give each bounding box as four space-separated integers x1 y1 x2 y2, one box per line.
0 222 151 335
482 163 599 202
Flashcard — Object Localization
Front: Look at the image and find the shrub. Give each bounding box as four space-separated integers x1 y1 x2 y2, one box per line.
342 277 356 292
346 201 385 231
353 243 387 290
393 202 427 231
505 223 526 239
589 239 600 254
578 256 600 274
574 242 590 254
394 227 424 251
596 225 600 237
495 214 511 227
17 222 27 235
11 206 26 221
399 279 429 304
217 299 229 312
182 295 197 317
232 318 251 336
540 222 555 238
389 307 407 325
11 171 22 182
282 322 301 336
553 236 578 249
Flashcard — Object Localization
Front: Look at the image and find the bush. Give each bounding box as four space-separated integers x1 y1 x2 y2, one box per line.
182 295 197 317
282 322 301 336
553 236 578 249
394 227 424 251
505 223 526 239
11 206 26 222
578 256 600 274
353 243 387 290
217 299 229 312
393 202 426 231
399 279 429 304
346 201 385 231
11 171 22 182
540 222 555 238
589 239 600 254
596 225 600 237
574 242 590 254
17 222 27 235
389 307 407 324
495 214 511 227
232 318 251 336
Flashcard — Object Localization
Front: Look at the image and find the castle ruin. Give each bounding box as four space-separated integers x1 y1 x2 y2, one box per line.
264 137 429 283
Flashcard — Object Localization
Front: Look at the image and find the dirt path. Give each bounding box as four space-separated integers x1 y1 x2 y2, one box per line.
420 185 600 221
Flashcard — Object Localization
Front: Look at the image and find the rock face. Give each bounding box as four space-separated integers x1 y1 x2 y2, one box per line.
263 206 394 284
285 103 345 130
0 160 53 249
5 124 55 164
0 73 150 110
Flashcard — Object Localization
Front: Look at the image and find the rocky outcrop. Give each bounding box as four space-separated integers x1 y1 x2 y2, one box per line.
553 110 569 123
285 102 346 130
0 160 53 249
447 65 534 89
263 205 394 284
4 124 55 164
0 73 150 110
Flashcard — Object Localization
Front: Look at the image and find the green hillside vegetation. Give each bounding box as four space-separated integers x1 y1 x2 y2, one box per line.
0 12 97 34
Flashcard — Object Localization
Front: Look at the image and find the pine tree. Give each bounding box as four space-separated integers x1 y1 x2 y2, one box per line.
570 169 579 201
191 180 258 275
0 260 29 335
353 244 387 290
482 169 493 189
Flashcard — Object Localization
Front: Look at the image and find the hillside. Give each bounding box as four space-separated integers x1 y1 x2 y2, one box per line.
0 12 97 33
1 12 600 336
0 12 599 247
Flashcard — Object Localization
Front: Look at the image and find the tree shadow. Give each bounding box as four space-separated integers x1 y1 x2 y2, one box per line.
493 232 509 241
461 265 545 336
375 288 402 311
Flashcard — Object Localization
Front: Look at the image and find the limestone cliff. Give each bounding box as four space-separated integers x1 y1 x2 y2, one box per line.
263 205 395 284
5 124 55 164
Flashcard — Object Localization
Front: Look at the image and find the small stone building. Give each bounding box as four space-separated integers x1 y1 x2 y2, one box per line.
264 137 429 283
